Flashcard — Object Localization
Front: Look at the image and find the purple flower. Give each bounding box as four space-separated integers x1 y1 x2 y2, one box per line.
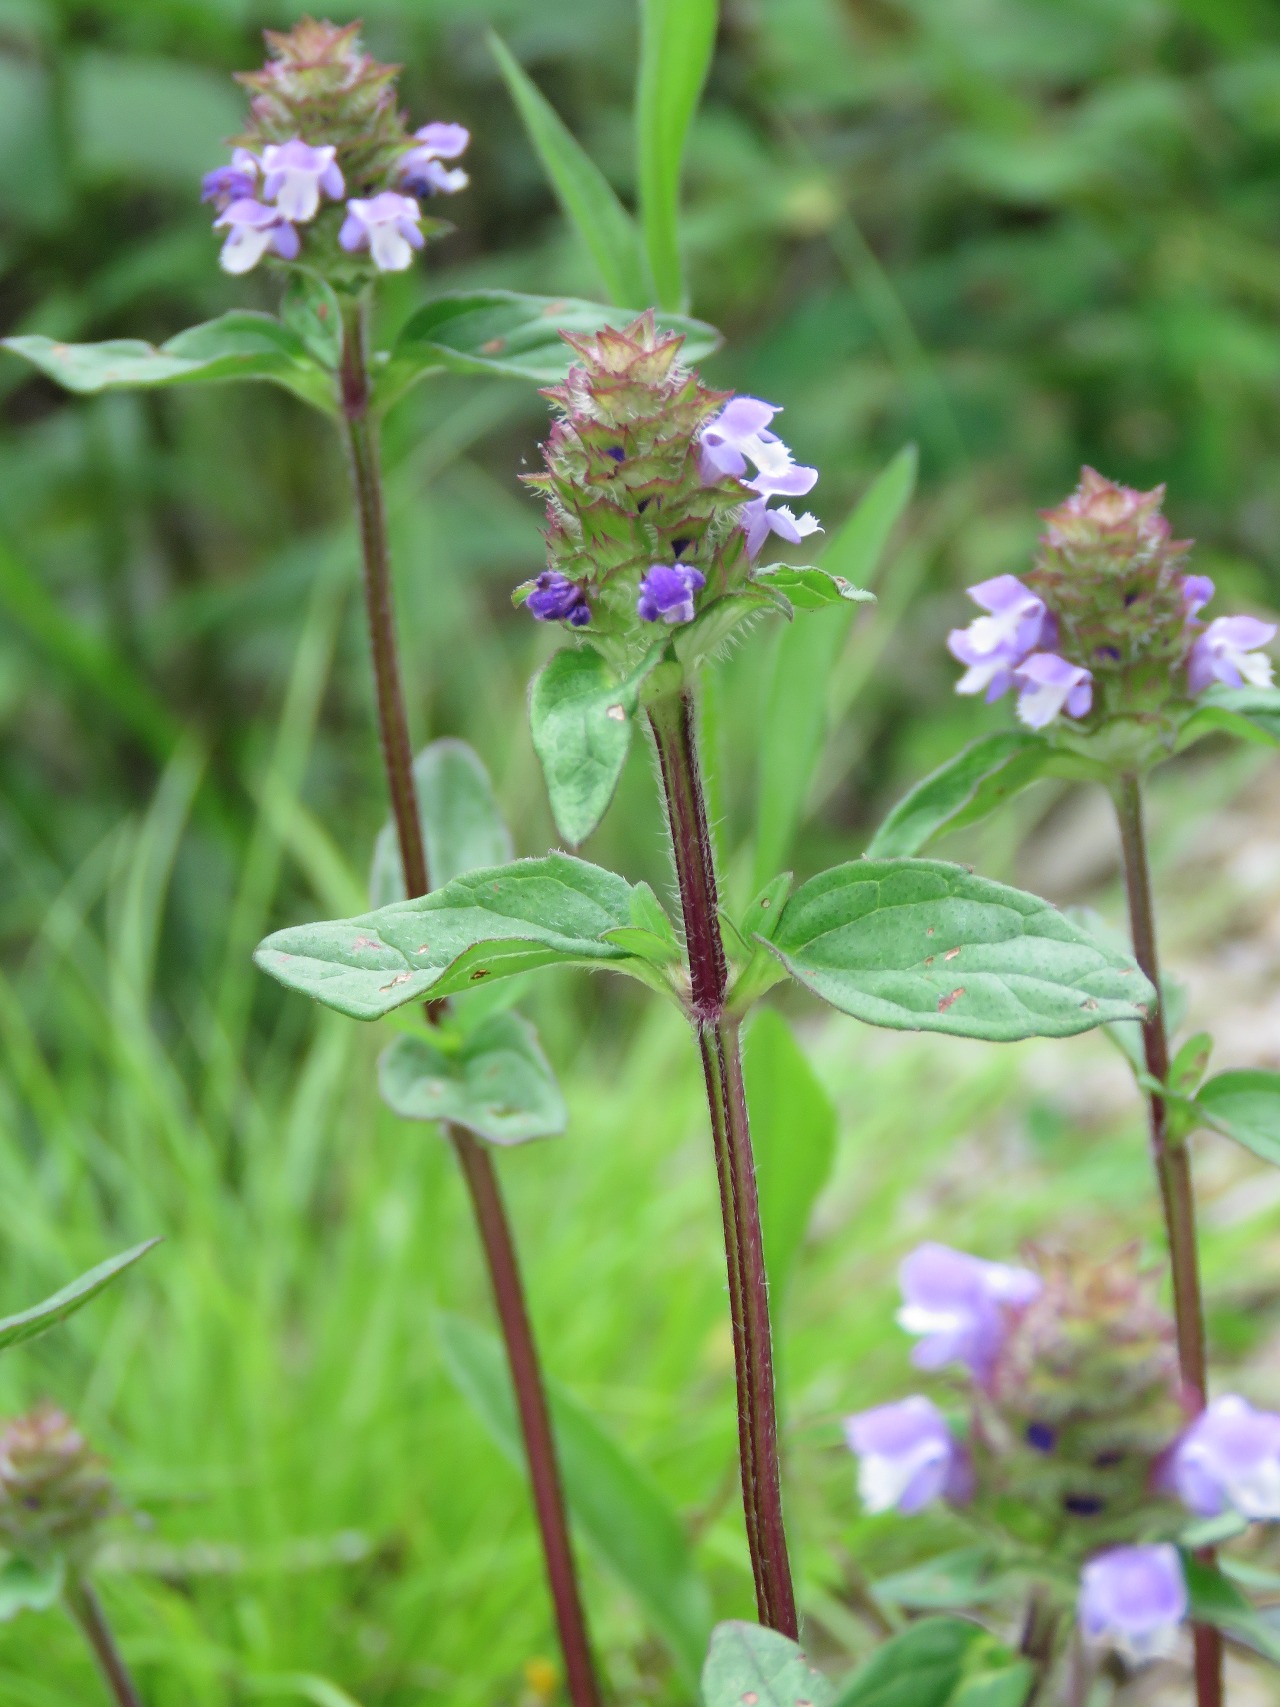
842 1396 969 1514
339 193 425 272
948 576 1050 703
527 572 590 627
1181 574 1215 619
261 139 344 223
742 499 823 561
637 563 705 624
700 397 786 482
1014 652 1093 729
201 148 259 211
1187 614 1276 694
1078 1545 1187 1665
400 122 471 196
897 1242 1041 1382
1170 1394 1280 1520
213 199 300 274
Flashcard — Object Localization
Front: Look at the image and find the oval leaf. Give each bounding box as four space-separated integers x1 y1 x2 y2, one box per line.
256 854 647 1021
0 1239 160 1354
1179 684 1280 750
867 732 1052 859
530 647 640 846
379 1012 566 1146
438 1312 713 1680
752 563 874 612
378 290 719 407
766 858 1154 1041
1194 1069 1280 1166
1182 1551 1280 1663
369 739 514 908
0 1554 65 1622
701 1621 834 1707
831 1618 1007 1707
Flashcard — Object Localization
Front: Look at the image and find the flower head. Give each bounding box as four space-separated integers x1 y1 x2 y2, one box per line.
1014 653 1094 729
213 198 300 273
1171 1394 1280 1520
637 563 705 624
1187 615 1276 695
897 1242 1041 1383
339 192 424 272
0 1406 115 1562
843 1396 969 1514
400 122 471 196
527 571 591 628
1078 1545 1187 1665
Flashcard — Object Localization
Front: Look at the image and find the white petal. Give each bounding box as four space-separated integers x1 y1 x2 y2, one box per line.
369 225 414 271
219 225 272 274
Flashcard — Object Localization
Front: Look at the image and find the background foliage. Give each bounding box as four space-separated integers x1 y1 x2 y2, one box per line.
1 0 1279 1701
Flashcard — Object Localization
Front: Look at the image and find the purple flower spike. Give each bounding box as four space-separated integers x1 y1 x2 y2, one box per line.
948 576 1049 704
400 122 471 196
637 563 705 624
213 199 300 274
1014 652 1093 728
897 1242 1041 1382
1187 614 1276 694
260 139 344 223
201 148 259 211
843 1396 969 1514
527 572 590 627
339 193 425 272
1171 1394 1280 1520
1180 574 1215 619
700 397 783 481
1078 1545 1187 1665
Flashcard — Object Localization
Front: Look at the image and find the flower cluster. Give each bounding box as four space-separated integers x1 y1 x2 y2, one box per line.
201 20 469 278
0 1405 115 1563
518 315 821 655
843 1242 1280 1668
948 468 1276 731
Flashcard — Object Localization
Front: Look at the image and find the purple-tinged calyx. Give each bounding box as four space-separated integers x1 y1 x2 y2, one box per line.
1014 653 1093 729
400 122 470 196
213 199 300 273
637 563 705 625
1078 1545 1186 1665
948 575 1051 704
842 1396 970 1514
1187 615 1276 694
527 572 591 628
897 1242 1041 1383
0 1405 116 1559
1171 1393 1280 1520
339 193 425 272
260 138 344 222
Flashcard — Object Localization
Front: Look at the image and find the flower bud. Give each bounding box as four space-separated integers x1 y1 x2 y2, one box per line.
0 1406 115 1562
1078 1544 1187 1665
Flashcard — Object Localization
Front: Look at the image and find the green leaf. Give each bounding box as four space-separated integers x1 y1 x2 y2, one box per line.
831 1618 1005 1707
0 1240 159 1354
1194 1069 1280 1166
752 563 875 612
871 1548 1007 1611
1182 1551 1280 1663
369 740 514 908
1179 684 1280 750
377 290 719 409
282 273 343 370
701 1622 834 1707
437 1312 712 1680
255 855 650 1021
740 873 792 946
754 446 916 891
489 33 653 308
1169 1031 1213 1095
0 1554 64 1622
866 732 1052 859
3 313 335 413
379 1012 566 1146
950 1665 1034 1707
766 859 1155 1042
742 1010 836 1303
529 647 641 846
636 0 718 310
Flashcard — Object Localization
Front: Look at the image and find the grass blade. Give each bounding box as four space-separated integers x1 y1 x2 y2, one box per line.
0 1240 160 1354
635 0 718 310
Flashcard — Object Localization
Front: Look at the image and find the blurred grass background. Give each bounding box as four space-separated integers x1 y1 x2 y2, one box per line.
2 0 1280 1701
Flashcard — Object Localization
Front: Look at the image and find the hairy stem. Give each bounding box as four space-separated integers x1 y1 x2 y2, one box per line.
65 1573 142 1707
339 297 601 1707
649 687 798 1637
1112 773 1221 1707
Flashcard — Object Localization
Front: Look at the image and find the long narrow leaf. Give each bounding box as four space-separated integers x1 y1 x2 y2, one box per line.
0 1240 160 1354
635 0 718 309
490 33 653 308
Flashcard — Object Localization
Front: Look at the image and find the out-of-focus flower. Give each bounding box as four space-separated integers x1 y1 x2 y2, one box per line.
1078 1545 1187 1664
261 138 344 222
948 575 1051 703
1171 1394 1280 1520
842 1396 969 1514
1180 575 1215 619
400 122 470 196
526 572 591 628
0 1406 115 1560
637 564 705 624
214 199 300 273
339 193 425 272
1187 615 1276 694
1014 653 1094 729
897 1242 1041 1382
201 147 260 210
